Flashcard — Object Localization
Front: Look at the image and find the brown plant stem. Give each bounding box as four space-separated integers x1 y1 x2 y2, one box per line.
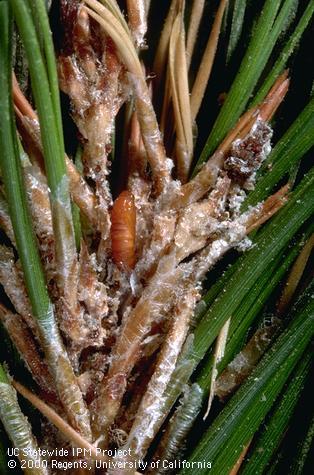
0 305 57 401
12 381 107 463
219 71 289 155
169 9 193 182
124 287 199 459
229 441 252 475
0 246 37 335
167 72 289 211
153 0 179 90
91 258 185 440
277 233 314 314
215 324 281 401
245 185 289 234
190 0 229 120
12 75 99 227
83 0 172 195
128 110 147 176
126 0 147 48
186 0 206 69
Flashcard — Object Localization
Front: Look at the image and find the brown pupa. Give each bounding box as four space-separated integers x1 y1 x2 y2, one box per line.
111 190 136 269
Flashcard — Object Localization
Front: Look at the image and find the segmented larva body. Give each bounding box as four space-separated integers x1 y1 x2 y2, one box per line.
111 190 136 269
